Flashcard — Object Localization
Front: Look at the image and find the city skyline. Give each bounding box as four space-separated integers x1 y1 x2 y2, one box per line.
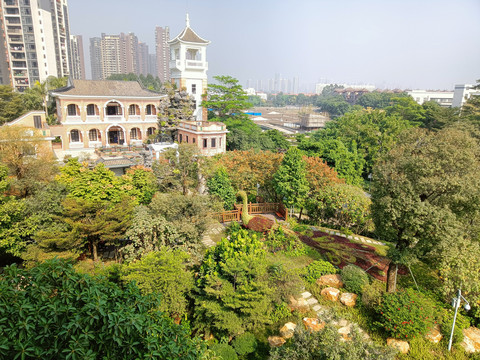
67 0 480 90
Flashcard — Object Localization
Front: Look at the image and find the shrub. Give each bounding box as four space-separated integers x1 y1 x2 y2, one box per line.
270 302 293 324
375 288 440 339
440 310 471 346
232 332 257 356
303 260 338 283
341 264 370 294
210 343 238 360
265 226 307 256
361 280 385 311
0 259 206 359
270 324 396 360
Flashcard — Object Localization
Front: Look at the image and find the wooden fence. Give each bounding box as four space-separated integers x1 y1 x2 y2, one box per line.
210 203 288 223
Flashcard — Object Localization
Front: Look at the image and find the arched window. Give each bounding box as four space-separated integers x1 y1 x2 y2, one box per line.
67 104 78 116
130 127 141 140
147 127 156 136
70 129 81 142
88 129 100 142
86 104 98 116
128 104 140 116
145 104 157 116
106 101 123 116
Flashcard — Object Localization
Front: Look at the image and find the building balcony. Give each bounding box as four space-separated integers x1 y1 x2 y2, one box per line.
3 0 18 6
10 45 24 52
145 115 158 122
185 60 207 69
86 116 100 122
9 36 23 42
127 115 141 122
65 115 81 123
105 115 125 123
169 59 208 71
7 28 22 34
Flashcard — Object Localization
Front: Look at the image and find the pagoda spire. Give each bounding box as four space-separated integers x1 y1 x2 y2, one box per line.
186 13 190 27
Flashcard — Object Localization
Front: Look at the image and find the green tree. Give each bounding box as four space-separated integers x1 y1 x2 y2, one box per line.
0 258 206 359
385 96 425 124
57 159 122 203
0 125 57 197
371 127 480 292
317 95 352 117
0 85 25 124
420 101 459 130
161 143 199 195
299 138 364 186
273 147 309 218
207 167 236 210
195 229 273 337
356 91 408 109
120 165 157 205
35 197 133 261
202 75 252 120
121 247 194 318
306 183 372 234
265 129 290 151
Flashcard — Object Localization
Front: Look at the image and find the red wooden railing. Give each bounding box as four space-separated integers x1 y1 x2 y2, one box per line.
210 203 287 223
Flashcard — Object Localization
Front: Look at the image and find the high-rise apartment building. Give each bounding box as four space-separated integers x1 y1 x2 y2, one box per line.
0 0 72 91
148 53 156 76
69 35 85 80
137 42 149 76
90 32 151 80
155 26 169 83
89 37 102 80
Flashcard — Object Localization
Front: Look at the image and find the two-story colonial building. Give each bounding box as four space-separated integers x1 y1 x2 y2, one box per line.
49 80 163 152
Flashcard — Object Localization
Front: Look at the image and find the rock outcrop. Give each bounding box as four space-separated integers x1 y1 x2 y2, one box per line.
303 317 326 332
340 293 357 307
387 338 409 353
280 322 297 339
462 327 480 353
321 287 340 302
316 274 344 288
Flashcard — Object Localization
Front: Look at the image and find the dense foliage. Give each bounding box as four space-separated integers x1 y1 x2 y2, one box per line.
207 167 236 210
0 259 205 359
375 288 439 339
120 247 194 318
195 230 273 337
303 260 338 283
270 324 396 360
341 264 370 294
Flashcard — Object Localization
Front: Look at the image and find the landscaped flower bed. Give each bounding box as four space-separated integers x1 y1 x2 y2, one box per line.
297 230 405 281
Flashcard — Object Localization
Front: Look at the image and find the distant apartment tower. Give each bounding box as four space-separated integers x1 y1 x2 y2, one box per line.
69 35 85 80
148 53 157 76
90 32 143 80
137 42 149 76
0 0 72 91
89 37 102 80
155 26 170 83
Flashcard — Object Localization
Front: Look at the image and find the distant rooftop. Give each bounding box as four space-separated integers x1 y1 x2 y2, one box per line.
51 80 163 98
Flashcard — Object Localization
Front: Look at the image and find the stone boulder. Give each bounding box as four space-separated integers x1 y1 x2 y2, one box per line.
280 322 297 339
288 296 309 313
338 324 353 341
340 293 357 307
316 274 344 288
462 327 480 353
321 287 340 302
268 336 286 347
387 338 410 354
303 317 326 332
425 324 443 344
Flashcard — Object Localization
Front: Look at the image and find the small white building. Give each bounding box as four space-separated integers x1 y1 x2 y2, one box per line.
452 84 480 108
407 90 454 107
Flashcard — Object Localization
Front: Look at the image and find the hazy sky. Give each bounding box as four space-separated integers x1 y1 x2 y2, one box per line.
69 0 480 91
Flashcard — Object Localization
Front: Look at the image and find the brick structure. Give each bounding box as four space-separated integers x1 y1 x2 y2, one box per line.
177 120 228 156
